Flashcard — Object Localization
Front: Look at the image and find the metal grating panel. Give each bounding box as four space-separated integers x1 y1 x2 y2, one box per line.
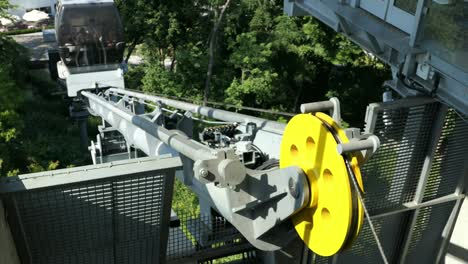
313 255 331 264
308 212 409 264
405 201 457 263
114 175 169 264
362 102 439 214
336 213 410 264
14 173 169 264
423 110 468 201
16 183 115 263
166 213 254 263
0 157 180 264
298 99 466 264
199 250 260 264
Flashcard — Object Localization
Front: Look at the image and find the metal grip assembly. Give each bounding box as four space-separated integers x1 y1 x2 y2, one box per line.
83 89 377 256
277 99 380 256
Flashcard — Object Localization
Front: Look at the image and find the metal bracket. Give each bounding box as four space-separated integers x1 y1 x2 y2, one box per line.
340 128 381 163
193 148 247 187
337 134 380 154
84 91 248 188
88 134 103 165
210 166 310 250
300 97 341 123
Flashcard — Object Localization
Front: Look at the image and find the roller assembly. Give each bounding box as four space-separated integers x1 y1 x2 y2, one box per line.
280 112 365 256
85 90 380 256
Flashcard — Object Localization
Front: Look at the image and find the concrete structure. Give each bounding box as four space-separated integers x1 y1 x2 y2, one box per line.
0 201 20 264
8 0 57 17
446 198 468 264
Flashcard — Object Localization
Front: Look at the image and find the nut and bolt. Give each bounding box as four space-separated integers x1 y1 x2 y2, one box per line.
288 177 299 198
199 169 209 179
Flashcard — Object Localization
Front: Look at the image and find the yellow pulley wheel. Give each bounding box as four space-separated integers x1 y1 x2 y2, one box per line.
280 112 364 256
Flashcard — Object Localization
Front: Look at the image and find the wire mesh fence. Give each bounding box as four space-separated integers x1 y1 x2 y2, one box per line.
310 99 467 264
166 212 257 263
423 109 468 201
0 99 465 264
361 102 440 215
0 157 180 264
9 172 171 264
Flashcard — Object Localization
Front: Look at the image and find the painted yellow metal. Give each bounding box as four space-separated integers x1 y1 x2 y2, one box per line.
280 113 364 256
315 112 364 249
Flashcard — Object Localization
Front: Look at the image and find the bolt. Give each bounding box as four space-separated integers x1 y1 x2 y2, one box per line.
289 177 299 198
199 168 209 179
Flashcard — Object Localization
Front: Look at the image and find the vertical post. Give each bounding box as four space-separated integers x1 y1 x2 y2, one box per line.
3 197 32 264
50 0 56 16
126 142 132 160
435 198 464 263
409 0 429 47
350 0 360 8
301 246 312 264
435 160 468 262
398 104 448 263
110 181 117 264
158 169 176 264
363 103 380 134
78 118 89 151
0 199 20 264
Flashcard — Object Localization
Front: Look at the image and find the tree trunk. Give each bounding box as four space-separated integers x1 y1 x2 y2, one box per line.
170 49 176 72
294 85 304 113
159 49 165 67
124 38 140 63
203 0 232 106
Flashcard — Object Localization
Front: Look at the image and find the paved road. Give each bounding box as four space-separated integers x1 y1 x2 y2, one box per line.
12 32 56 62
12 32 144 66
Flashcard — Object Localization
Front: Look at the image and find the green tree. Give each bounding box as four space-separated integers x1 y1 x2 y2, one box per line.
123 0 390 126
0 0 10 16
0 16 29 175
116 0 211 64
203 0 233 105
1 17 88 176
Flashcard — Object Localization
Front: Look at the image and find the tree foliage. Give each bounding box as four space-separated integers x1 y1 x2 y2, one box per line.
115 0 211 62
122 0 390 126
0 30 89 176
0 21 28 175
0 0 10 17
114 1 391 213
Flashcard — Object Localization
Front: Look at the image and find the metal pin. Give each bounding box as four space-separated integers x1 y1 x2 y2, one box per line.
337 135 380 154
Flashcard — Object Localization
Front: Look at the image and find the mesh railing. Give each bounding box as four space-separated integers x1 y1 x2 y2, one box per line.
166 212 256 263
199 250 259 264
336 212 410 263
310 99 466 264
423 109 468 201
1 99 466 264
0 157 179 264
10 172 170 264
406 201 457 263
361 102 440 214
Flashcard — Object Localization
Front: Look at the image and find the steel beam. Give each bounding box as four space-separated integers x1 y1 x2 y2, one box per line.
84 91 213 161
285 0 468 116
398 104 447 263
80 91 313 251
83 91 248 186
435 198 464 263
106 88 286 135
0 156 182 193
370 193 465 219
409 0 429 47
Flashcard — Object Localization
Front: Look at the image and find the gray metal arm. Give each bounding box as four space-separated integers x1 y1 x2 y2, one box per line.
82 90 310 251
83 91 247 186
106 88 286 134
